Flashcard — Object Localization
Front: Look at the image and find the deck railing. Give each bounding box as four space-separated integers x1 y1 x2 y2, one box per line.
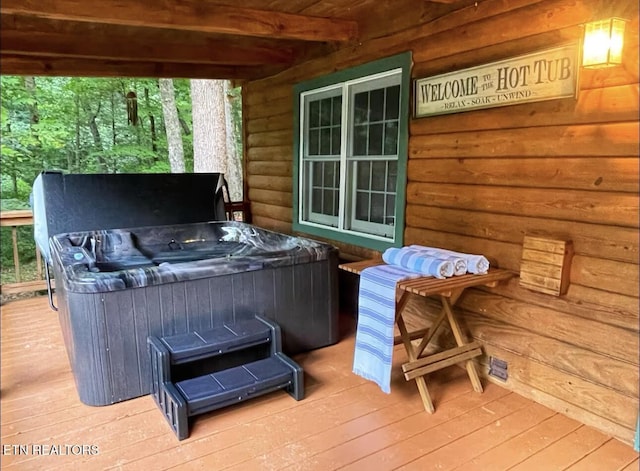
0 210 50 296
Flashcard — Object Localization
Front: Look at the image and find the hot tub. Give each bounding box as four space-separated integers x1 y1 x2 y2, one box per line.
50 221 339 406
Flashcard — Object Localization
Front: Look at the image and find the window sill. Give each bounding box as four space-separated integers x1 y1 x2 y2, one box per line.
292 220 397 252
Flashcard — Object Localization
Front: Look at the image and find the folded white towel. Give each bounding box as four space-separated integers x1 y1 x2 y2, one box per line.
408 245 467 275
409 245 490 275
382 247 454 279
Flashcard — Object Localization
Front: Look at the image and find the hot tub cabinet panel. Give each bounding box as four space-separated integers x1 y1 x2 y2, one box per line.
51 222 338 406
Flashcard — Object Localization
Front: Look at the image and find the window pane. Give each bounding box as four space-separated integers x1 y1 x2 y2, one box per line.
386 160 397 191
384 122 398 155
368 123 383 155
357 161 370 190
333 165 341 217
353 124 367 156
309 129 320 156
312 189 322 213
385 194 396 225
354 92 368 125
385 85 400 120
370 193 384 223
320 98 332 126
303 162 312 213
323 161 335 187
331 126 341 155
332 96 342 124
320 127 331 155
355 191 369 221
323 190 334 215
312 162 322 186
369 88 384 122
309 100 320 127
371 161 386 191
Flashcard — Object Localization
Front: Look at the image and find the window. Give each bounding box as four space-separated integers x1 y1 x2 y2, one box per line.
293 53 411 251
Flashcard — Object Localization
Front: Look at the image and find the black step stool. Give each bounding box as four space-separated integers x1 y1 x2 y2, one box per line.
148 315 304 440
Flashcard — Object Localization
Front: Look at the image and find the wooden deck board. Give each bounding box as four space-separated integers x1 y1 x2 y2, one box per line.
397 402 559 470
621 458 640 471
508 426 613 471
185 366 484 471
460 413 583 470
1 296 637 470
564 438 640 471
227 367 485 471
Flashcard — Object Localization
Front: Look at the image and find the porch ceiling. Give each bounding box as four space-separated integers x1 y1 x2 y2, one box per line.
0 0 462 80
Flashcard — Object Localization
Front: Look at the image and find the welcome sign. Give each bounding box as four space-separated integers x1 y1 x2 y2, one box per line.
414 44 579 117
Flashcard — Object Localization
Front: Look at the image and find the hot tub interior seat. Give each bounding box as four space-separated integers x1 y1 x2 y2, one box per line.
69 230 257 272
93 259 156 272
146 240 250 265
67 231 157 272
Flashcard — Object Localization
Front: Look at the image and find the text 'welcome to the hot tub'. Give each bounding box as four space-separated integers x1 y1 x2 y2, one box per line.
414 44 579 117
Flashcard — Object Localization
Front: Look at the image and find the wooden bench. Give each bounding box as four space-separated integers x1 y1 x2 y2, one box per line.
339 259 515 413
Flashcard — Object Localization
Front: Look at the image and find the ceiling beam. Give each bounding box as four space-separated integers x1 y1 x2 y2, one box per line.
0 29 294 66
1 0 359 42
0 55 280 80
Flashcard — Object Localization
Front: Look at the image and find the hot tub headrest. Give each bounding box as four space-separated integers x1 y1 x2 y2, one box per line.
32 171 227 263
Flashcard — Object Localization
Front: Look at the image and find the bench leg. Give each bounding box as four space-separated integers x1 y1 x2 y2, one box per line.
396 290 484 412
396 310 436 413
441 296 483 393
415 376 435 413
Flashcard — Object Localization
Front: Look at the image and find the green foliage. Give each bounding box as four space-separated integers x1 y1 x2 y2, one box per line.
0 197 37 271
0 76 214 200
0 197 30 211
1 76 243 195
0 226 36 268
227 85 244 156
0 176 32 200
143 160 172 174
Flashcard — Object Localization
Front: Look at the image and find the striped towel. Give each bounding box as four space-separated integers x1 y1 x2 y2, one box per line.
408 245 467 276
353 264 421 393
382 247 454 279
409 245 490 275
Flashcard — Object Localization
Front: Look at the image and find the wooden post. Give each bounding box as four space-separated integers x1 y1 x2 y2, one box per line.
11 226 21 283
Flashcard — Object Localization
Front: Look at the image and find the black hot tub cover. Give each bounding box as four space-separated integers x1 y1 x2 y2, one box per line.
32 171 228 263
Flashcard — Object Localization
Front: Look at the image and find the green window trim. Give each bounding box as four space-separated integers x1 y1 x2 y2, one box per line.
292 51 412 252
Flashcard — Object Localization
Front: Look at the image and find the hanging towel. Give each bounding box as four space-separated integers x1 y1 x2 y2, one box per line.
353 264 421 393
382 247 454 279
409 244 490 275
407 245 467 275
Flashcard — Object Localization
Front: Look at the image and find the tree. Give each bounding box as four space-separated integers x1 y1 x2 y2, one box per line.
224 81 243 202
190 79 226 174
190 79 243 202
159 78 185 173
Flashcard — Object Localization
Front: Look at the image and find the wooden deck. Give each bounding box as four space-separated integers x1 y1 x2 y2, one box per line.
1 296 637 470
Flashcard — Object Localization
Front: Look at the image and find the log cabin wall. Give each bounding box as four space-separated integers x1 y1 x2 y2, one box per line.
243 0 639 444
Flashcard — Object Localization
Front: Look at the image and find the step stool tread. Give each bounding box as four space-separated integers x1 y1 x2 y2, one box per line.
176 356 293 414
161 318 271 363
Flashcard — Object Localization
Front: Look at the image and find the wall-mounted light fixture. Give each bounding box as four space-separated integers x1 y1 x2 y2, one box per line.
582 18 627 68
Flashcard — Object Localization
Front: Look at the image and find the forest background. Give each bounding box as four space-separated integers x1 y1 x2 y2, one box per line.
0 76 243 284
